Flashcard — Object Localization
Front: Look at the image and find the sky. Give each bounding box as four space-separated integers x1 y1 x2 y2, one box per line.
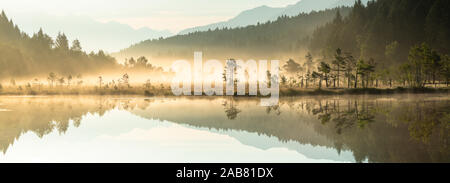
0 0 301 33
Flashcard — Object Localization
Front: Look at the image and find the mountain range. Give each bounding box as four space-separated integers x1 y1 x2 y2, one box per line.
178 0 369 35
6 0 369 53
9 13 172 52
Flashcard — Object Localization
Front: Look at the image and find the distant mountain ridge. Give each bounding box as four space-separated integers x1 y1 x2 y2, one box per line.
114 7 351 67
178 0 369 35
8 13 173 52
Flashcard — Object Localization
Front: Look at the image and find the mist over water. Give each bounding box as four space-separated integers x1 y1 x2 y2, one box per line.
0 0 449 166
0 94 448 163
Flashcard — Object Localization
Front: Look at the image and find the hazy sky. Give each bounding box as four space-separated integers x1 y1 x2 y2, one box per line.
1 0 300 32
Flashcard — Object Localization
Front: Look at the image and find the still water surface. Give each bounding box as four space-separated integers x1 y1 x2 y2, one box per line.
0 94 448 163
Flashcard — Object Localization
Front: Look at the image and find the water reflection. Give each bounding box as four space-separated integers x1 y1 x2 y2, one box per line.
222 97 241 120
0 94 448 162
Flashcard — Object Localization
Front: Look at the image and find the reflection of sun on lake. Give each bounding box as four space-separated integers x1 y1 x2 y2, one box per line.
0 94 448 163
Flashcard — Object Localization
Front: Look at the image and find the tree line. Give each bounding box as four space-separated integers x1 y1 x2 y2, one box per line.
0 11 118 78
281 43 449 89
308 0 450 88
119 7 351 59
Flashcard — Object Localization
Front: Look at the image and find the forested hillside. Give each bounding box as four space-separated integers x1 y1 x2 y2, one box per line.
310 0 449 65
178 0 369 35
116 7 351 64
0 11 118 78
119 0 449 88
2 0 449 88
304 0 450 88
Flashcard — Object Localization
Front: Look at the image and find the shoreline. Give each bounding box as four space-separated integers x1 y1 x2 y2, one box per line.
0 87 448 97
279 87 450 96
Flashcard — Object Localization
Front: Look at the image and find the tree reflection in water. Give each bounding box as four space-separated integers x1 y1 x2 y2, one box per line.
310 100 376 134
222 97 241 120
291 96 449 162
0 95 448 162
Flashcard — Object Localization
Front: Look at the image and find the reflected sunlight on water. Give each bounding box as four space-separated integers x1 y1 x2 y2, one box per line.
0 94 448 163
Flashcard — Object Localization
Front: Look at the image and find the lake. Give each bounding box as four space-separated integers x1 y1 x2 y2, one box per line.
0 94 448 163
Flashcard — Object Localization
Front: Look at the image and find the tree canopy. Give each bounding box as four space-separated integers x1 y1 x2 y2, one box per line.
0 11 118 78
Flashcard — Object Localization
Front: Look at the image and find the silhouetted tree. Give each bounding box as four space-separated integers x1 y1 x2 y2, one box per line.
283 59 302 75
318 61 331 88
47 72 56 87
55 32 69 51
